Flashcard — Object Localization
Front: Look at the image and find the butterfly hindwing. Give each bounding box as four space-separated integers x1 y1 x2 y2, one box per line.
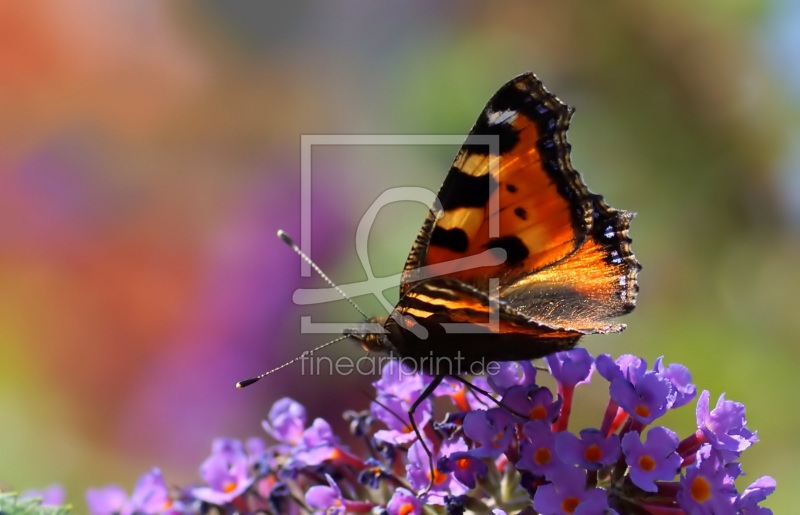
501 196 639 333
386 278 582 365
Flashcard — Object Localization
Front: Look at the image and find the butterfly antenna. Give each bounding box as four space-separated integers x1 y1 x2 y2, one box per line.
277 230 369 320
236 334 349 388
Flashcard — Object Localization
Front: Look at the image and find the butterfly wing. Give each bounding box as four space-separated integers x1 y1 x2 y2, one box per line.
387 278 582 364
400 73 639 334
401 72 595 296
500 195 639 333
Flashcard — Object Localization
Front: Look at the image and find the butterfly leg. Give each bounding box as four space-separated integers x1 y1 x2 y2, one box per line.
450 375 530 420
407 374 444 496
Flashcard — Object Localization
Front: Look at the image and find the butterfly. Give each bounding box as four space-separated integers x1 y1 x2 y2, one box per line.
348 73 640 489
351 72 639 377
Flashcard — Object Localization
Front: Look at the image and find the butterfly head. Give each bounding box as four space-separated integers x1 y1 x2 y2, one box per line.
344 315 395 354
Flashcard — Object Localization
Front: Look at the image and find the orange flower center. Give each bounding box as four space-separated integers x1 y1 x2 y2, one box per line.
561 497 580 513
690 476 712 502
638 454 656 472
529 406 547 420
584 444 602 463
493 431 505 446
429 469 448 485
534 447 552 465
222 481 237 494
634 404 651 418
457 458 471 470
452 389 469 411
399 503 415 515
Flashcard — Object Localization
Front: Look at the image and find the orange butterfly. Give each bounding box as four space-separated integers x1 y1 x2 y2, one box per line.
351 73 639 379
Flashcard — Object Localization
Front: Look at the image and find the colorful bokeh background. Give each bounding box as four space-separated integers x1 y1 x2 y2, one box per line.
1 1 797 511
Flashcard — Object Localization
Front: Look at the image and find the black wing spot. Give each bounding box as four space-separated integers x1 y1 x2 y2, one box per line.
438 167 498 210
431 227 469 253
514 207 528 220
486 236 529 265
506 184 518 193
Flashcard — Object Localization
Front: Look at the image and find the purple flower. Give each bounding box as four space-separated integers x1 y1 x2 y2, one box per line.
556 428 620 470
192 438 253 505
128 469 172 513
596 354 647 384
677 445 738 514
428 376 464 400
262 397 306 445
386 487 422 515
438 451 488 488
621 427 681 492
609 370 675 424
406 438 469 503
291 417 352 467
372 393 431 445
433 375 496 412
546 348 594 388
86 469 177 515
305 475 377 514
654 357 696 408
695 390 758 455
735 476 776 514
517 420 564 479
462 408 515 457
86 485 128 515
305 475 346 514
373 361 425 404
548 349 595 431
486 360 537 394
211 437 247 461
20 484 65 506
428 375 469 399
501 385 561 423
371 362 434 445
533 466 613 514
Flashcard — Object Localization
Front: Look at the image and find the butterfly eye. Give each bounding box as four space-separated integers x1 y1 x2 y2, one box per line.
361 334 383 353
340 325 373 351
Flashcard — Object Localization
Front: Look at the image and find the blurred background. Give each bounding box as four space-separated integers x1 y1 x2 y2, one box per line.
0 0 796 510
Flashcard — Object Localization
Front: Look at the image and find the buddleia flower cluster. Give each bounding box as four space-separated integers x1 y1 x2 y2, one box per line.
21 350 775 514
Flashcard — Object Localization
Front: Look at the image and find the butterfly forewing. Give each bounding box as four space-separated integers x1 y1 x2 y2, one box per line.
401 73 597 296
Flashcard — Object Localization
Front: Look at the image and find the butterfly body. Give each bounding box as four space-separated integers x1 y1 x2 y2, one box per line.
362 279 581 375
354 73 640 371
